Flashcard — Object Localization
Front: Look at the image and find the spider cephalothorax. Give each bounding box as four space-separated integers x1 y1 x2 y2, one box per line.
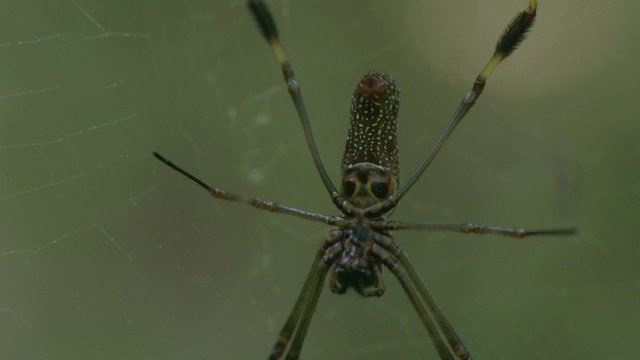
326 219 385 297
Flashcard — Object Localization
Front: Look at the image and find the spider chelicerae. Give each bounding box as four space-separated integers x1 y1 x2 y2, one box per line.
153 0 575 358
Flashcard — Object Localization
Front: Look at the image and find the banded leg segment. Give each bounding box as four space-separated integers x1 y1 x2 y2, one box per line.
153 152 344 226
372 220 576 239
371 0 540 215
268 247 325 360
397 252 471 359
282 263 330 360
269 232 342 360
372 243 459 360
372 233 471 359
248 0 340 203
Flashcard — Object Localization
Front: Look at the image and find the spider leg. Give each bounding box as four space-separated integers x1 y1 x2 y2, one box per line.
357 264 386 298
372 220 576 239
269 232 342 360
372 233 472 359
374 233 471 360
153 152 345 226
283 262 330 360
369 222 574 359
248 0 340 203
328 263 346 294
372 0 540 215
393 248 472 360
268 248 326 360
371 243 458 360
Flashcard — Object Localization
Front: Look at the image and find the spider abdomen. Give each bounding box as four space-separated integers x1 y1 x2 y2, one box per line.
342 72 400 184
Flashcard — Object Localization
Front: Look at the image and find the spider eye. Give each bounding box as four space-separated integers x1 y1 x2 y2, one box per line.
371 182 389 199
343 180 356 198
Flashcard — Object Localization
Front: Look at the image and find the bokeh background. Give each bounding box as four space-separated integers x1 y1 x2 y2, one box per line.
1 0 637 359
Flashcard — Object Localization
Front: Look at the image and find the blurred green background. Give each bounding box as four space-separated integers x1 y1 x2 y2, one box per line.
1 0 637 359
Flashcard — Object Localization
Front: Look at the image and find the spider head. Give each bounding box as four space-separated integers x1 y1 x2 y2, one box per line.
340 71 400 207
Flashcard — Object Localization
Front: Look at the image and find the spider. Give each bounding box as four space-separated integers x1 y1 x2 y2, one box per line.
153 0 575 358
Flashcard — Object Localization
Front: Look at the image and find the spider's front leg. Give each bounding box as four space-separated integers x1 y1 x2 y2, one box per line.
373 0 540 214
248 0 340 203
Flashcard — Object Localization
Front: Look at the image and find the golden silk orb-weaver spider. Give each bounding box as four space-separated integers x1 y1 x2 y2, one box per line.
153 0 575 358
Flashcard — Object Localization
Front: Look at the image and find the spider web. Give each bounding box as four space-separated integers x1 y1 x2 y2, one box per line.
1 1 638 359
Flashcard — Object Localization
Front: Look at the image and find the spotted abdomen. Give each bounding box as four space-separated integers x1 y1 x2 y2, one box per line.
340 72 400 206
